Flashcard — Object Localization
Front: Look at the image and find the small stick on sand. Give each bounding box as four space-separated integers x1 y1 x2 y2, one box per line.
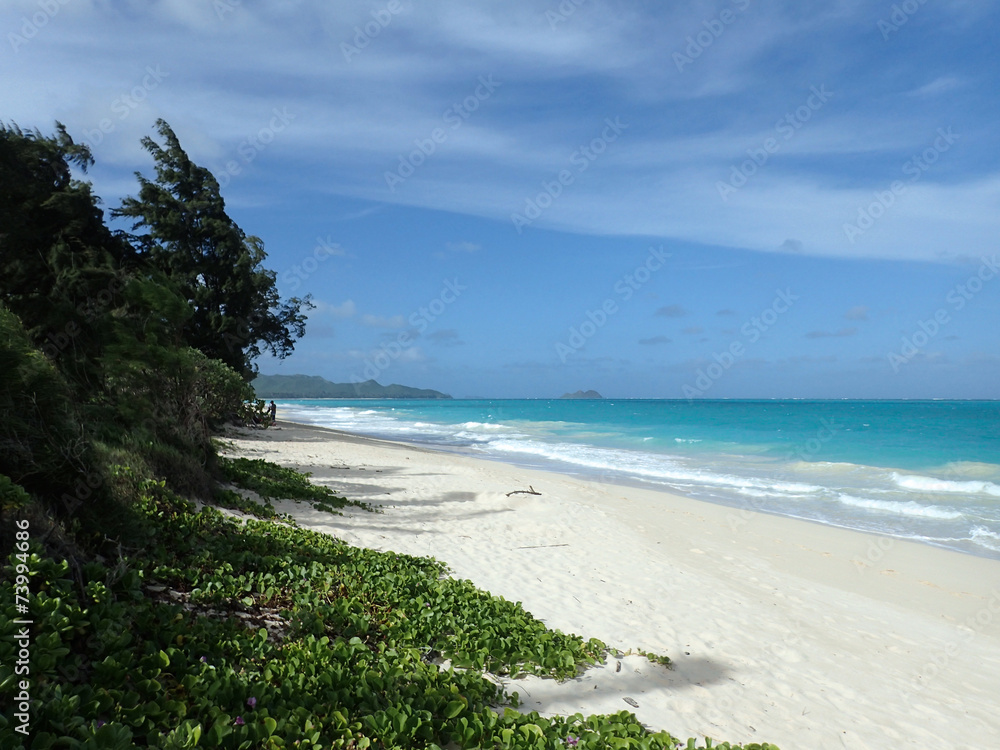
506 485 542 497
516 543 570 549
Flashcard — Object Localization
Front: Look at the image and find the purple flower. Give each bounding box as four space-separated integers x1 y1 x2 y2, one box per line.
235 716 245 726
96 720 106 728
200 656 208 663
247 697 257 709
565 736 579 747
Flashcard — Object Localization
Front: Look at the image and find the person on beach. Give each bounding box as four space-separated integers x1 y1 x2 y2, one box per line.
268 400 277 423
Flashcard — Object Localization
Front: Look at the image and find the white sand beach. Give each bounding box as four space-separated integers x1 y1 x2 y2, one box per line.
222 422 1000 749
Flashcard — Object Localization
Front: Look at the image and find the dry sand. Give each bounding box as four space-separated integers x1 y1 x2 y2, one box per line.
222 422 1000 749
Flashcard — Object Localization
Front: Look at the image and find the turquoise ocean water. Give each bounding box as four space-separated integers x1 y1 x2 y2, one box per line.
278 399 1000 559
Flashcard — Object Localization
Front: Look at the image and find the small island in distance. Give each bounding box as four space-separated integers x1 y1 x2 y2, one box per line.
254 374 451 399
560 390 604 399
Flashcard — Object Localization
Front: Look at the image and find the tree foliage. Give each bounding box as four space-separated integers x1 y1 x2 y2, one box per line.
0 119 313 511
0 304 97 509
0 121 287 515
114 119 310 377
0 122 136 391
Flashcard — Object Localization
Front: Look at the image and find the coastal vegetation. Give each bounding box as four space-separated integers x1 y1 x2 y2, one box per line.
1 122 776 749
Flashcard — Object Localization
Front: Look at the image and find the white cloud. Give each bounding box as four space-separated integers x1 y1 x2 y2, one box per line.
907 77 964 97
4 0 995 265
314 300 356 318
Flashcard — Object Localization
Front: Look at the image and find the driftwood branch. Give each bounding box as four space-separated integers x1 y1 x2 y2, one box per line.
505 485 541 497
516 543 569 549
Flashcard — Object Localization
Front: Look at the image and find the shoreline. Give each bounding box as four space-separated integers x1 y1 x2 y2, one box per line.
222 421 1000 748
379 439 1000 564
274 400 1000 562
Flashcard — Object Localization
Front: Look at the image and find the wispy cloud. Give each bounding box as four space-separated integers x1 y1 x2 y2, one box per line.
4 0 996 271
427 329 463 346
639 335 671 345
314 299 357 318
655 304 686 318
805 327 858 339
907 77 964 97
434 240 482 259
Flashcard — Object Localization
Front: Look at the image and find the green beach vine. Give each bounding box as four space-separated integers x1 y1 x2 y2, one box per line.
1 470 777 749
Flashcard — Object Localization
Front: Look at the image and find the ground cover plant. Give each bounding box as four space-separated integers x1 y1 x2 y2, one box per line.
1 468 778 749
216 456 370 514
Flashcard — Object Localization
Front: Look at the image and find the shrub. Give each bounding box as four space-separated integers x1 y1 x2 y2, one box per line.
0 305 102 516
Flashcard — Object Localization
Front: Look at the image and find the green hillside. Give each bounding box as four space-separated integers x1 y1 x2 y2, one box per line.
253 374 451 399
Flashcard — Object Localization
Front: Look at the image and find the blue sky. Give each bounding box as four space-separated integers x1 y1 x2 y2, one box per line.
3 0 998 398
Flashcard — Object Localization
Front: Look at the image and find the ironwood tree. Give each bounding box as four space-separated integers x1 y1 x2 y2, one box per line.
114 119 310 378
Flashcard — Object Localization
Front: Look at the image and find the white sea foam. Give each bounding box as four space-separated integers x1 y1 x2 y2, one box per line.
834 494 964 520
484 438 824 496
453 432 492 443
735 487 807 499
970 526 1000 551
459 421 510 431
891 473 1000 497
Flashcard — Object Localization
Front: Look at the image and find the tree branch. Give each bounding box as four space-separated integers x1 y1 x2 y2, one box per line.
505 485 541 497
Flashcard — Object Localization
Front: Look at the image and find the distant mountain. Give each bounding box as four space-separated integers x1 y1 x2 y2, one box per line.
253 374 451 399
560 390 603 399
